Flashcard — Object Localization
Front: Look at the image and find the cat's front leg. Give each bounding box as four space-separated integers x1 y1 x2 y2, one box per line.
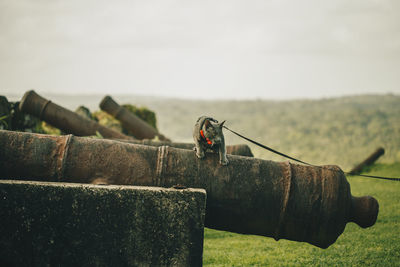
195 142 205 159
218 140 229 165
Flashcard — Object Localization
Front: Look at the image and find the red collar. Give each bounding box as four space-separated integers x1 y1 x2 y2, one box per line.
200 130 212 145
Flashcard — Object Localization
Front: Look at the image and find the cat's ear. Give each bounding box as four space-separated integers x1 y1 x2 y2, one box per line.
219 120 226 127
204 119 212 129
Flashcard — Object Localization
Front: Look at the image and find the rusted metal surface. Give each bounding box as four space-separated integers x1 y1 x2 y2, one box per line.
100 95 169 141
0 130 379 249
349 147 385 175
116 139 254 157
19 90 133 140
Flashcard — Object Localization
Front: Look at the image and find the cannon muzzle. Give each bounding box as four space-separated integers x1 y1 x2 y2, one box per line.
19 90 133 140
0 130 378 248
100 95 169 141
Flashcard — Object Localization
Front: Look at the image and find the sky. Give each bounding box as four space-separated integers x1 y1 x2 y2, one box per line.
0 0 399 100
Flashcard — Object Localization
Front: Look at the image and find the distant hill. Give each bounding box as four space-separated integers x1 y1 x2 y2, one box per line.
5 92 400 170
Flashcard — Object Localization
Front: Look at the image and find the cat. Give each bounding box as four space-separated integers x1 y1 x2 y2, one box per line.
193 116 229 165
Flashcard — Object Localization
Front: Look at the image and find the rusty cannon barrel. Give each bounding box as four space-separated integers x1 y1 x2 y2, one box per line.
19 90 133 140
0 130 379 249
100 95 169 141
349 147 385 175
117 139 254 157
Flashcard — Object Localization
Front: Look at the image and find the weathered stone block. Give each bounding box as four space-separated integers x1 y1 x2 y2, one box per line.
0 180 206 267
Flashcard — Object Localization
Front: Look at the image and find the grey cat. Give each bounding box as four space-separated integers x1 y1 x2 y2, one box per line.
193 116 229 165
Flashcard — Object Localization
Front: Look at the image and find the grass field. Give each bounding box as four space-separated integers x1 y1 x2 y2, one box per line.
203 163 400 266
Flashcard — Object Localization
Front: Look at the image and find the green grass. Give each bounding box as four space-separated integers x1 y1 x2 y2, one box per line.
203 163 400 266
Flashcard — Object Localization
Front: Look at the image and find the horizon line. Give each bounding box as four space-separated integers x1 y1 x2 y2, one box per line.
2 90 399 102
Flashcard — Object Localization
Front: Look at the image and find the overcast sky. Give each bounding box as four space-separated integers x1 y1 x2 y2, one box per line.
1 0 399 99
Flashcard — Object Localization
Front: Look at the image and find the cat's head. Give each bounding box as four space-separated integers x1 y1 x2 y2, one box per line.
203 119 226 146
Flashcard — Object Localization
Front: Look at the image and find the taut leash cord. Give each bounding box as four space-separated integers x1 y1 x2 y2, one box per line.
223 125 400 181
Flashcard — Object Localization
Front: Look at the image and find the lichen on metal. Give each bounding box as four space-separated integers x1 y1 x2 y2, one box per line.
100 95 170 141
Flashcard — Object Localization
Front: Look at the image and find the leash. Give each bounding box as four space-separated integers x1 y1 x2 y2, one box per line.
223 125 400 181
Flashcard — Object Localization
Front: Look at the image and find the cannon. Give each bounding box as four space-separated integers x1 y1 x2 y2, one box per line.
100 95 169 141
0 130 378 249
18 90 133 140
349 147 385 175
117 139 254 157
